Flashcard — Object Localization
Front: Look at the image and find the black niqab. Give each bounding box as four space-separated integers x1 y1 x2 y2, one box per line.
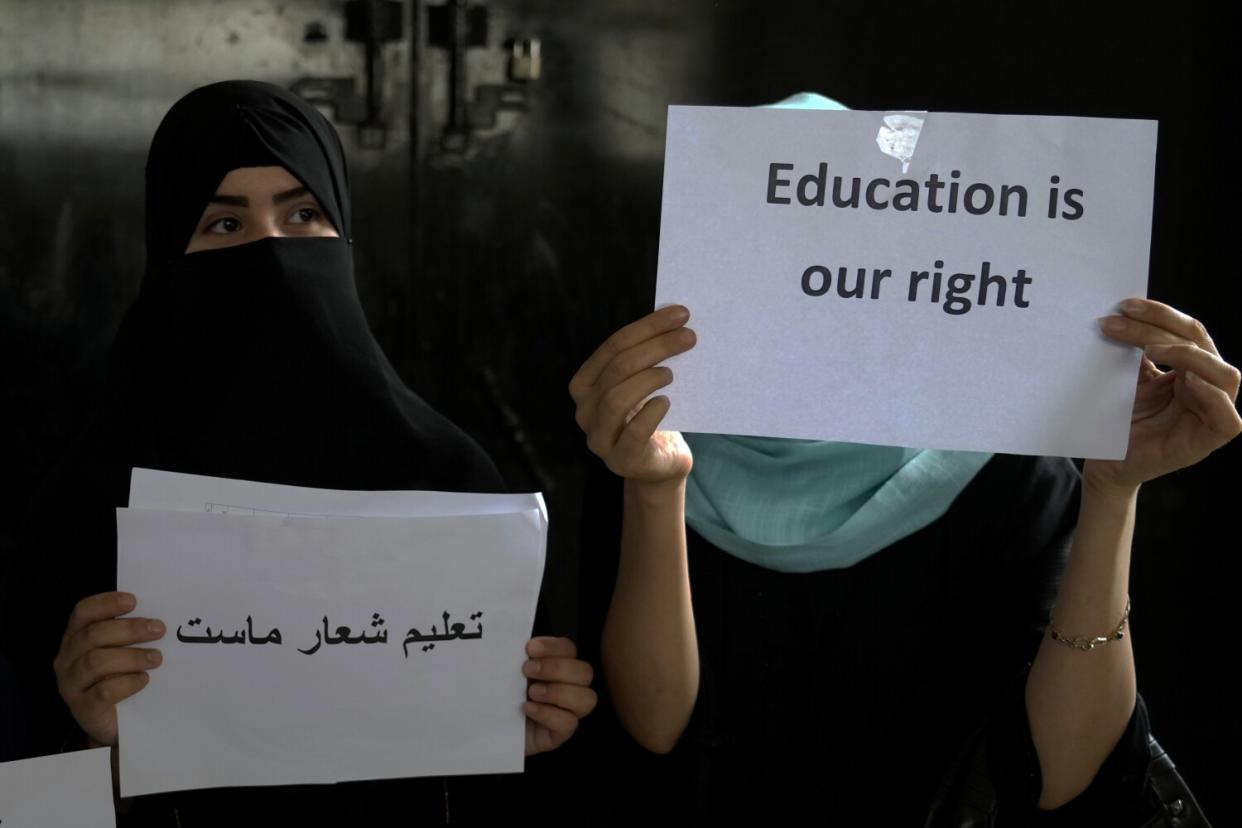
115 79 501 493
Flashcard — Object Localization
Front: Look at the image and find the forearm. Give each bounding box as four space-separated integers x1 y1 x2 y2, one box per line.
1025 472 1138 810
601 477 699 753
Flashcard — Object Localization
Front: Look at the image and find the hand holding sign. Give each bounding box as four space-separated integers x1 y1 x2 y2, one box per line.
654 106 1159 457
1087 298 1241 492
53 591 165 748
523 636 597 756
568 305 696 486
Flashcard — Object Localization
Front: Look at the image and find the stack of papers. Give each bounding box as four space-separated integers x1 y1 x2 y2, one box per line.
117 468 547 797
0 748 115 827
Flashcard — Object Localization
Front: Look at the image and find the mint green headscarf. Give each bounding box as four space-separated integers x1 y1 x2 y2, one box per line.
681 92 992 573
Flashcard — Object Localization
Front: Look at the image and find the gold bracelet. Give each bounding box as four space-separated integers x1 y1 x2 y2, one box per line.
1048 598 1131 651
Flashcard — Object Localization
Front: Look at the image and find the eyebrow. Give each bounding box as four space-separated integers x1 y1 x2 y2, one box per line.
208 186 312 208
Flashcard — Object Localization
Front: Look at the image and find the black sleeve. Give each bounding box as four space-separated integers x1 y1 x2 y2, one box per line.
576 455 620 674
0 427 124 759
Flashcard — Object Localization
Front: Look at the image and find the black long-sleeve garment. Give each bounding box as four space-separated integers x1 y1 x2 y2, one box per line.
577 453 1170 826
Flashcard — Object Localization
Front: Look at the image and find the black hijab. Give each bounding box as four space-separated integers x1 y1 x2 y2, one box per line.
112 79 503 493
2 83 513 821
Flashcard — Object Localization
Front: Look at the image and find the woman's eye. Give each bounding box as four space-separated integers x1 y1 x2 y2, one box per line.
206 217 241 235
289 207 321 225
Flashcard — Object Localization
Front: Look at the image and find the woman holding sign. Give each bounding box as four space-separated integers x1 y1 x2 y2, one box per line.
571 99 1237 825
1 81 595 824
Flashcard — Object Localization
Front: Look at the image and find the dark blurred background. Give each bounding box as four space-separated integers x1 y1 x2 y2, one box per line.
2 0 1238 820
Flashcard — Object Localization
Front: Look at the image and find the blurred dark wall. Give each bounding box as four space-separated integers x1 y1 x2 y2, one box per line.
2 0 1238 819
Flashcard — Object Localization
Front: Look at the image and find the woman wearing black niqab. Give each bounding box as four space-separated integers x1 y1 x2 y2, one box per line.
1 80 595 826
126 79 503 494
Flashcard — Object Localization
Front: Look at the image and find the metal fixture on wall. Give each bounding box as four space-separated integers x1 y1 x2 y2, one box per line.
293 0 404 150
426 0 538 153
508 37 541 82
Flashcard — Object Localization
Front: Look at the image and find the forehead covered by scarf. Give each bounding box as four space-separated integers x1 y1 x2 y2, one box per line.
110 80 502 495
144 80 352 265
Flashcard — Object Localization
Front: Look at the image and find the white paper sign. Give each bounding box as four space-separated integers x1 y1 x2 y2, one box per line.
128 468 548 523
116 499 545 797
655 106 1157 459
0 748 115 828
127 468 548 593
